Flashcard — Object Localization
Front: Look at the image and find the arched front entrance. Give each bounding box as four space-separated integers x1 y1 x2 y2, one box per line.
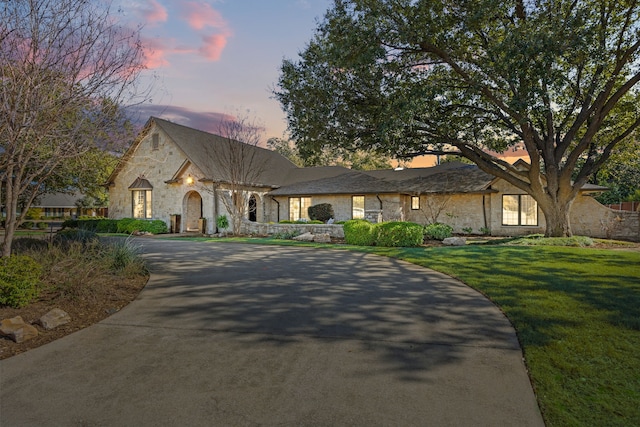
184 191 202 232
248 194 257 222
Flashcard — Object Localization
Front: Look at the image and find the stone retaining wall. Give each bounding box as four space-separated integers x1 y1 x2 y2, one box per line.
241 222 345 238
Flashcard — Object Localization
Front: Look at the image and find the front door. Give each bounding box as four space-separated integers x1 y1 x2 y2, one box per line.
185 191 202 231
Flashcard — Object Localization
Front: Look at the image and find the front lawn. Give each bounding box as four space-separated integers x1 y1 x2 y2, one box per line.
207 237 640 426
385 245 640 426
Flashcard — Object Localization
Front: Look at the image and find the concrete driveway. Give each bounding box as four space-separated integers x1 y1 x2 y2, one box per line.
0 239 544 426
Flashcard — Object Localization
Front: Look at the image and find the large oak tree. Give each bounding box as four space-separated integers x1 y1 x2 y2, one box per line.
276 0 640 237
1 0 148 256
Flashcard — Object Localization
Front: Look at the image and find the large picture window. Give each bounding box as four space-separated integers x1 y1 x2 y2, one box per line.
289 197 311 221
352 195 365 219
502 194 537 226
132 190 152 219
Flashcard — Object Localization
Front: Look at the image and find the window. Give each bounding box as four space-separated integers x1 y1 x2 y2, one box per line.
411 196 420 210
502 194 537 226
132 190 152 219
352 195 365 219
289 197 311 221
152 133 159 150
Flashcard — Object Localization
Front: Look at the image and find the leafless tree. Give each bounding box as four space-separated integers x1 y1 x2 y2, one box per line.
201 113 269 236
419 193 453 225
0 0 149 256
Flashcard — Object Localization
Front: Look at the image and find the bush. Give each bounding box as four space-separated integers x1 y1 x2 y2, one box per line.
53 229 99 246
62 218 78 229
279 220 294 224
36 221 48 230
424 223 454 241
11 238 49 254
105 238 147 274
308 203 335 222
20 221 34 229
0 255 42 308
343 219 376 246
216 215 229 230
25 208 43 220
375 222 424 247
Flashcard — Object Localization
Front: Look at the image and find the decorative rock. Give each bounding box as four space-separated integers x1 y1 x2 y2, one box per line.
38 308 71 330
0 316 39 343
442 237 467 246
292 232 315 242
313 233 331 243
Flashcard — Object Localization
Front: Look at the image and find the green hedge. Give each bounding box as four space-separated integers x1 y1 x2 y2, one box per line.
424 223 454 241
62 217 167 234
0 255 42 308
343 220 376 246
375 221 424 247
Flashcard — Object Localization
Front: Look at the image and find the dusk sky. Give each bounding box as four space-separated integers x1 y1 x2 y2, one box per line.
118 0 333 140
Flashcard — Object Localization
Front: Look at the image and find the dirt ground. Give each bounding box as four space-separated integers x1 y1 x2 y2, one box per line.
0 275 148 360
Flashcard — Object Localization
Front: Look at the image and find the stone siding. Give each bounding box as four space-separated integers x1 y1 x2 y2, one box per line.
241 222 345 238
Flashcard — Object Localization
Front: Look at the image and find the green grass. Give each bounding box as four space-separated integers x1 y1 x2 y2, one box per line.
181 235 640 426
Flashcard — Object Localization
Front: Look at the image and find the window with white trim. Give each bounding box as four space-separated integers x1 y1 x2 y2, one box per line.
502 194 537 226
132 190 152 219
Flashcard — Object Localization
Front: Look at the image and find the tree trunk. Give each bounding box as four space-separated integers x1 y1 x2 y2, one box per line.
539 198 574 237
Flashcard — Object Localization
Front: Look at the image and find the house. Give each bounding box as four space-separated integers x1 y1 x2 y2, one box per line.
107 117 639 241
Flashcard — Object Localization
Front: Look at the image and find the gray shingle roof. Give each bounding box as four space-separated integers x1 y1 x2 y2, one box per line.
269 162 496 196
152 118 298 186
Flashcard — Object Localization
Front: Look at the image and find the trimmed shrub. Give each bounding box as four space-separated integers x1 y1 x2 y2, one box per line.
116 218 167 234
343 219 376 246
0 255 42 308
37 221 48 230
375 221 424 247
11 237 49 254
62 218 78 229
308 203 334 222
94 219 118 233
20 221 34 229
279 220 294 224
424 223 454 241
53 229 99 246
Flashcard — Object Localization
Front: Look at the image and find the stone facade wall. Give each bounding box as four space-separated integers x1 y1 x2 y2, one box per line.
108 124 273 235
572 195 639 241
241 222 345 238
405 193 489 233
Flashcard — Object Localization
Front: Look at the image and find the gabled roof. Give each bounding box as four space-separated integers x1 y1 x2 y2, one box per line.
106 117 298 187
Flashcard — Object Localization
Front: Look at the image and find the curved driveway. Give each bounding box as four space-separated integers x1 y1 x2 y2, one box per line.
0 239 543 426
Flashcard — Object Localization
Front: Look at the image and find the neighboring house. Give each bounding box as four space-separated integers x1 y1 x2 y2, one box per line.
1 192 101 220
107 117 639 241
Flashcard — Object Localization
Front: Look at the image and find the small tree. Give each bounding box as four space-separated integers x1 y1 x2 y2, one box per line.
201 114 269 236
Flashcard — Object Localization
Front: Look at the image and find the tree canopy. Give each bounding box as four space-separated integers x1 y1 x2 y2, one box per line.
0 0 148 256
276 0 640 236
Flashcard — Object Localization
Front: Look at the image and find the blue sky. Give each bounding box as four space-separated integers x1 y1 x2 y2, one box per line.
117 0 333 139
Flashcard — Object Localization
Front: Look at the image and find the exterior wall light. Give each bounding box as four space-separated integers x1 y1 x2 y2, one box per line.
186 175 194 185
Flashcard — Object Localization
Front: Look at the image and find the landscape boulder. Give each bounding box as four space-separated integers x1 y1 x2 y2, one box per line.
313 233 331 243
0 316 39 343
292 232 315 242
38 308 71 330
442 237 467 246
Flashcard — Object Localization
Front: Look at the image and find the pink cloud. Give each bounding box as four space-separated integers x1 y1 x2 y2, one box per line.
199 33 228 61
141 37 171 68
182 1 227 30
140 0 168 24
